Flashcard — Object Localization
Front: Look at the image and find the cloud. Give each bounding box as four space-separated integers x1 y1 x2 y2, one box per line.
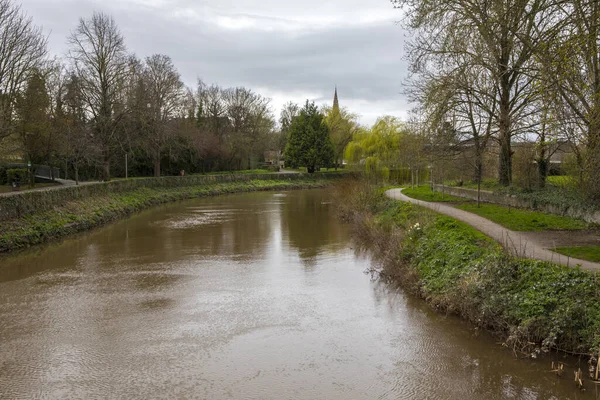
20 0 410 125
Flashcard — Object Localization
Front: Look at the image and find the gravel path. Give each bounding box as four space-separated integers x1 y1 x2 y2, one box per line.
386 188 600 272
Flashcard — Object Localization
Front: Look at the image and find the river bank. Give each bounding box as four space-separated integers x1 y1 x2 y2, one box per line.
0 176 334 253
335 180 600 379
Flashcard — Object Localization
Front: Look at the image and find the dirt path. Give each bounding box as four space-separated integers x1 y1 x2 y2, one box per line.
385 188 600 272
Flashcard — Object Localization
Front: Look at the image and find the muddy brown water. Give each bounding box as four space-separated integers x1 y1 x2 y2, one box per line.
0 189 598 399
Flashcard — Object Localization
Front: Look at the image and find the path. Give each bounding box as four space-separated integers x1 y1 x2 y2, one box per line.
0 178 97 197
386 188 600 272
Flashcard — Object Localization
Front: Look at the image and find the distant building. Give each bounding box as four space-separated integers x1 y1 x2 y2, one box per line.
333 86 340 114
264 151 283 168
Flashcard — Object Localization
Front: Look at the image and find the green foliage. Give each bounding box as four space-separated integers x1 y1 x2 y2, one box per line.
284 101 334 173
546 175 575 188
0 165 7 185
340 179 600 355
554 246 600 263
456 203 589 231
345 116 404 174
323 105 358 168
15 69 51 164
6 168 29 184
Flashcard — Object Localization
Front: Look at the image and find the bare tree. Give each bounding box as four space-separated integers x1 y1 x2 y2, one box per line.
140 54 184 176
538 0 600 199
68 12 128 181
0 0 47 145
396 0 560 186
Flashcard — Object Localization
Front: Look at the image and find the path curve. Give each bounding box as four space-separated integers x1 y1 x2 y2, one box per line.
385 188 600 272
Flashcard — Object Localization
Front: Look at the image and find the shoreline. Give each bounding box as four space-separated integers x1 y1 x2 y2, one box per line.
335 180 600 374
0 177 333 254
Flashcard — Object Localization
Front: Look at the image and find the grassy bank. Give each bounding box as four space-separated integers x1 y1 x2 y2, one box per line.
403 185 590 231
554 246 600 263
0 179 330 253
455 203 589 231
402 185 465 202
336 179 600 361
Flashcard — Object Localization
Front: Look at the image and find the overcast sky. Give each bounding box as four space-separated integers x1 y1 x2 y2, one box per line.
19 0 409 126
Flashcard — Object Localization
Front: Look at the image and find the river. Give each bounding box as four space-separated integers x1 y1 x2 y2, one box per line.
0 189 597 399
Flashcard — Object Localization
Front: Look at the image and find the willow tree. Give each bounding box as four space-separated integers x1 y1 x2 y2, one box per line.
345 116 404 179
323 105 358 169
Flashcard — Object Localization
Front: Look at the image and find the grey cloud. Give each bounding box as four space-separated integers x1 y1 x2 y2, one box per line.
20 0 410 124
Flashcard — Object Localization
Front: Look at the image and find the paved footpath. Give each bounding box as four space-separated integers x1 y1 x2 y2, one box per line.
386 188 600 272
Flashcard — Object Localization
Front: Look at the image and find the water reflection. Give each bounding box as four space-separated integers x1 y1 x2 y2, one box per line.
281 190 347 267
0 189 598 400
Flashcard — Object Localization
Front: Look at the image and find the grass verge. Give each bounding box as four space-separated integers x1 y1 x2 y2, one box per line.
402 185 468 202
335 178 600 360
554 246 600 263
455 203 589 231
0 179 329 253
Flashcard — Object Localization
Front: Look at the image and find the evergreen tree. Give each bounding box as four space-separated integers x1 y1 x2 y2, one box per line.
16 69 50 167
284 101 334 173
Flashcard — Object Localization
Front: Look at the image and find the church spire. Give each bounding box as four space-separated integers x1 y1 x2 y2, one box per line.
333 86 339 113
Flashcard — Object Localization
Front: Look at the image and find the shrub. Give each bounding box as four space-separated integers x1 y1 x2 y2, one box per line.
6 168 29 185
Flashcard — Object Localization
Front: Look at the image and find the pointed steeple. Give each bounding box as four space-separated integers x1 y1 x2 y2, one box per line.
333 86 340 114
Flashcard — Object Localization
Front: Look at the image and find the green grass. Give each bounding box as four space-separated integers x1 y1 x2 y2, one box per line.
456 203 588 231
339 181 600 355
554 246 600 262
547 175 576 188
402 185 468 202
450 178 502 191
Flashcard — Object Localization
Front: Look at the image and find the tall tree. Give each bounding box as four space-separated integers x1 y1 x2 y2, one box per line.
141 54 184 177
15 68 50 177
284 101 333 173
323 105 358 169
538 0 600 200
68 12 128 181
278 101 299 152
395 0 558 186
0 0 47 146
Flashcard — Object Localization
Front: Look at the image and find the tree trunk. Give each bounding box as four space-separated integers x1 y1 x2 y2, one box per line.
75 161 79 186
154 151 161 178
476 158 483 208
102 149 111 182
585 113 600 204
537 158 548 189
498 52 512 187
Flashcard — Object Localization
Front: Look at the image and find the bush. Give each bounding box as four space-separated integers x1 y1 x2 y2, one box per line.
6 168 29 185
0 165 7 185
